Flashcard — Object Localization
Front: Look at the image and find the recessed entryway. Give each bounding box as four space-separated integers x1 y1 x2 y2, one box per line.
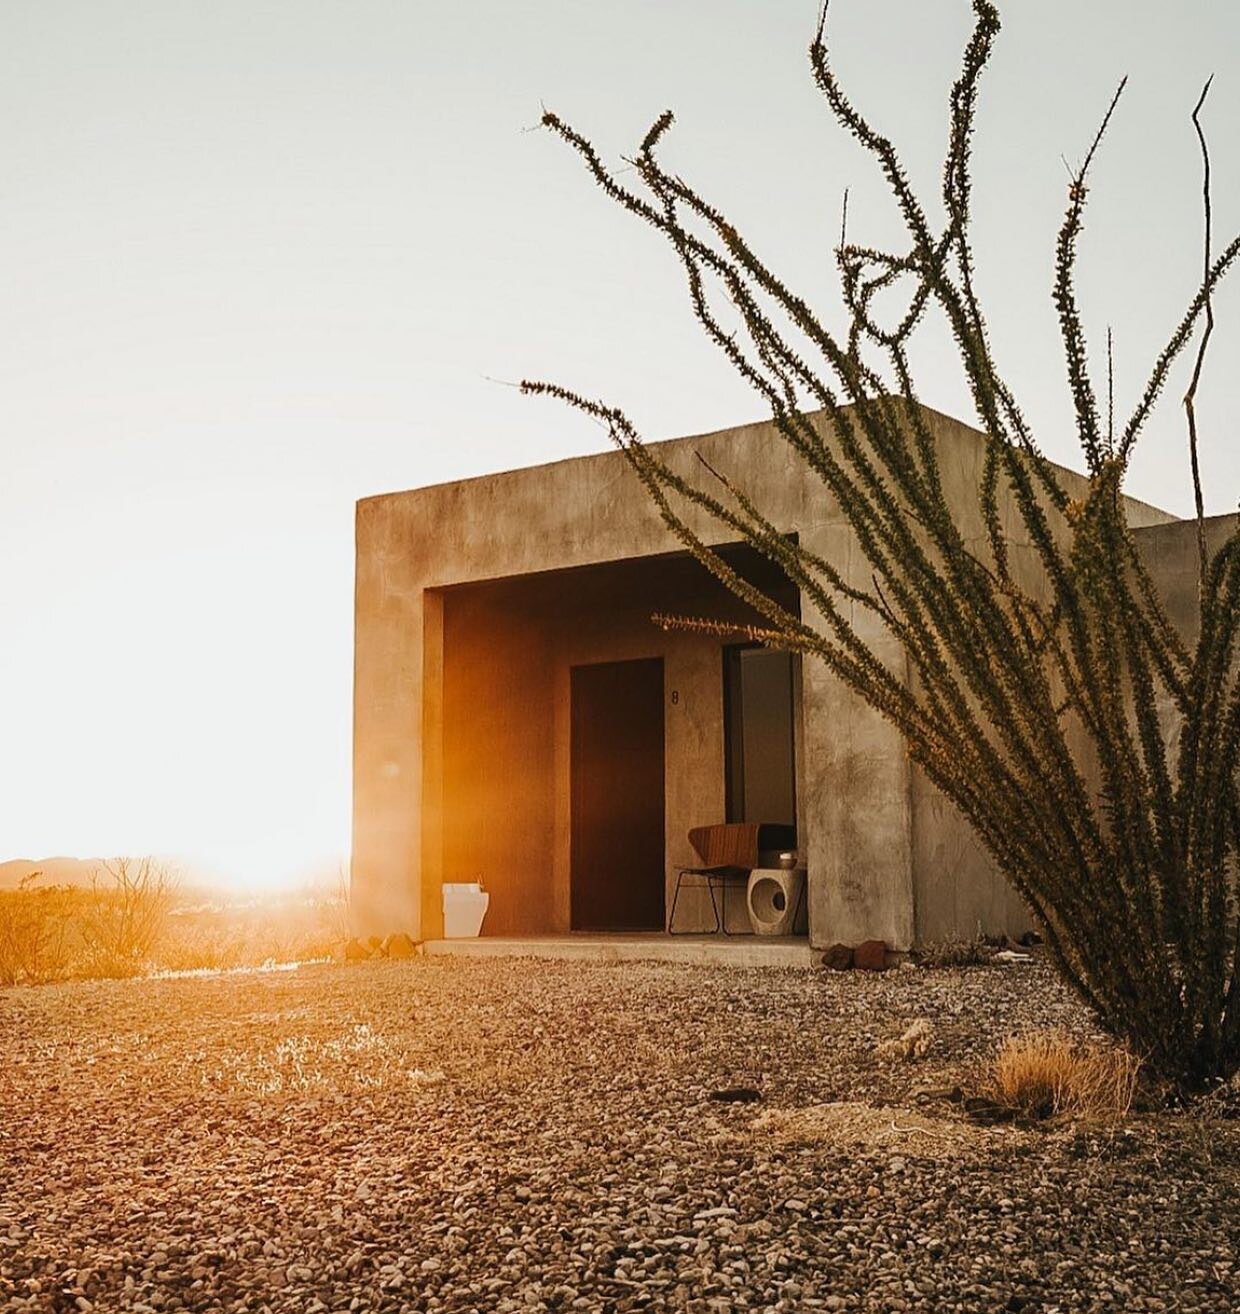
430 544 798 937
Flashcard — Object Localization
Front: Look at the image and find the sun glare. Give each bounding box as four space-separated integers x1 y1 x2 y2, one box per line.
180 839 344 898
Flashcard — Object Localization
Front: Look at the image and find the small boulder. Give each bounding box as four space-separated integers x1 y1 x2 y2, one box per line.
383 931 418 959
343 938 372 962
854 939 889 971
821 943 855 971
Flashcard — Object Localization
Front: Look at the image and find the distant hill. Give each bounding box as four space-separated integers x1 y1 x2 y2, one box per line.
0 856 104 890
0 857 343 897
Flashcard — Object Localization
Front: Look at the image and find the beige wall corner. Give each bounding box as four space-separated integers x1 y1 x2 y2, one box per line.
351 497 425 939
798 523 916 951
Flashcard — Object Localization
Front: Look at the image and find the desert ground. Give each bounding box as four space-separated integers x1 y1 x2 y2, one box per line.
2 956 1238 1314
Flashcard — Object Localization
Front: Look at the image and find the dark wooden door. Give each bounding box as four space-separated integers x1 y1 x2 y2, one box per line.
570 658 666 930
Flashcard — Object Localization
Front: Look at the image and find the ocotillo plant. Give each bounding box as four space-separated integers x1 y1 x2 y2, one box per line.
523 1 1240 1086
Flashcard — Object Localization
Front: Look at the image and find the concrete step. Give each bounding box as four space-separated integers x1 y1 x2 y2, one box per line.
421 933 816 969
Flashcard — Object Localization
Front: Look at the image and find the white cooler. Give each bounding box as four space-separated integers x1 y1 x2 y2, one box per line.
443 882 489 938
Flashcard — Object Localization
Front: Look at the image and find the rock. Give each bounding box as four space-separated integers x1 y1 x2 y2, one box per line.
821 943 854 971
366 935 386 956
1017 930 1043 947
854 939 889 971
963 1096 1017 1125
343 939 371 962
911 1085 963 1104
875 1018 934 1061
708 1087 762 1103
383 932 418 959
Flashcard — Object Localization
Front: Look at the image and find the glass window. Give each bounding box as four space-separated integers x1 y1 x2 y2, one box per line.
723 645 797 828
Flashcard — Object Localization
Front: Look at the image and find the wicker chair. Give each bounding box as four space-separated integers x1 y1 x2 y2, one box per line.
668 822 797 934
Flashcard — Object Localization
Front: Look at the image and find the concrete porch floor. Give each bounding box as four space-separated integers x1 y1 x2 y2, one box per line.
422 933 816 969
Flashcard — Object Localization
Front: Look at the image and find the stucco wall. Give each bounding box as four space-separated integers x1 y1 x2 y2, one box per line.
904 420 1175 943
1130 513 1239 775
353 403 1178 948
1133 514 1239 642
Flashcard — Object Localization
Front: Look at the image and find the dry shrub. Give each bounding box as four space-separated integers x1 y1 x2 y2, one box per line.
1 868 345 985
154 923 254 973
156 894 342 973
990 1030 1141 1123
81 857 177 975
0 877 77 985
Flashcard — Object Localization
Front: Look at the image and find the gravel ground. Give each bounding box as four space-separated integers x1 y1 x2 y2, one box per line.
1 956 1237 1313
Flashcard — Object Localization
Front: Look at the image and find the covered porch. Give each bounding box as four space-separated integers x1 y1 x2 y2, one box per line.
419 543 806 941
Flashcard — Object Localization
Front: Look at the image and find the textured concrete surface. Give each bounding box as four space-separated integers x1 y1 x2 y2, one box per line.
354 403 1180 950
1134 512 1239 643
421 933 816 969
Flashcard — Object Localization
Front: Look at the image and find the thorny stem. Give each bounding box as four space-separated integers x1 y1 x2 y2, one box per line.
1106 326 1114 455
1185 76 1215 587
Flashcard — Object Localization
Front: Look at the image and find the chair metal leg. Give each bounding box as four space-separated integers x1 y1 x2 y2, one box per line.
668 869 688 934
719 877 755 935
705 876 722 934
669 871 722 934
670 870 764 935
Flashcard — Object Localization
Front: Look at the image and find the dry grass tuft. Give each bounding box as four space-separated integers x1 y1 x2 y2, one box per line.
196 1023 445 1096
989 1030 1141 1123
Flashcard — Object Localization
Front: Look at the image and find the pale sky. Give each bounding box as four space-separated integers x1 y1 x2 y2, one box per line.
2 1 1237 888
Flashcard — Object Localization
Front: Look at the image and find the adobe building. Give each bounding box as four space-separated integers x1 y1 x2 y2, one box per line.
352 403 1215 951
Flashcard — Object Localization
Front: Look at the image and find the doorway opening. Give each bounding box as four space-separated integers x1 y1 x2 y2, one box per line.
570 657 666 930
